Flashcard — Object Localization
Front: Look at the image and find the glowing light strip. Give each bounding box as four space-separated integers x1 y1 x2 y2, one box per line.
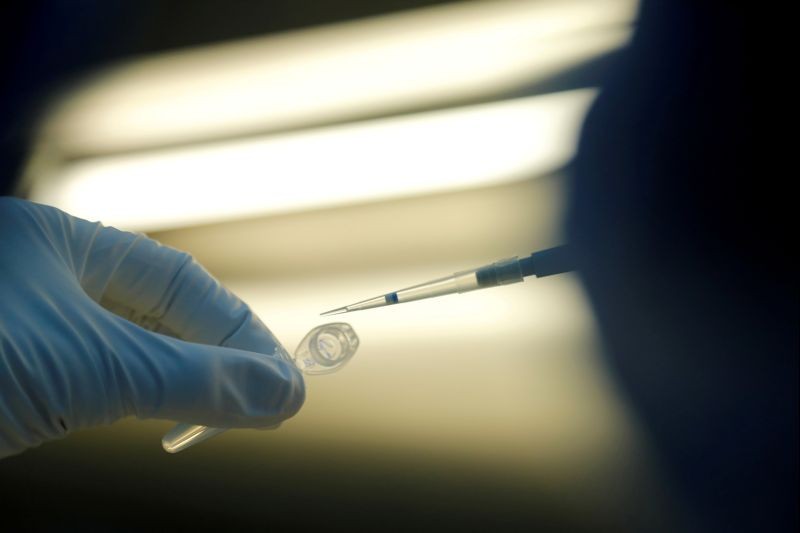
41 0 635 156
32 90 597 231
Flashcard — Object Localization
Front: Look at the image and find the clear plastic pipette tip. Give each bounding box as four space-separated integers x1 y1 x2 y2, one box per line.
321 293 390 315
321 306 349 316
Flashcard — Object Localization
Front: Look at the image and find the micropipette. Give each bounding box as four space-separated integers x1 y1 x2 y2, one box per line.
321 245 574 316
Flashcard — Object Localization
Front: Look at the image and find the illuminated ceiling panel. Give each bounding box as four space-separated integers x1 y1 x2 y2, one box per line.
39 0 636 156
32 90 595 231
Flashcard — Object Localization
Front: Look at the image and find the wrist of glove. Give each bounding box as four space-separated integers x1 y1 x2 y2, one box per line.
0 197 305 459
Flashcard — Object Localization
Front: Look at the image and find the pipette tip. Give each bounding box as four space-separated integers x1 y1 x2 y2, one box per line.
320 306 349 316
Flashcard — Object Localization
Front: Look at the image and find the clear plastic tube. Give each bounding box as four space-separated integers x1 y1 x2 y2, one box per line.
162 322 359 453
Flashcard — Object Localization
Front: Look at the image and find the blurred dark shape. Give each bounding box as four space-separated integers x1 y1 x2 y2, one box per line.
1 1 135 195
568 2 798 532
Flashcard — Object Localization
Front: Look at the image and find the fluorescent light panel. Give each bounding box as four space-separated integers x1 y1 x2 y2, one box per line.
41 0 635 156
32 89 597 231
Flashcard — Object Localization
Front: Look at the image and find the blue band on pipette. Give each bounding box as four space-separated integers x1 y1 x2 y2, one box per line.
385 293 399 304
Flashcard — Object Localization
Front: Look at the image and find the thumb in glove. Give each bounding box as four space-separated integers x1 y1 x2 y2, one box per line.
0 197 305 458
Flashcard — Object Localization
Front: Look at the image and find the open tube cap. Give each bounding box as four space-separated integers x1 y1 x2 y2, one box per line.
293 322 360 375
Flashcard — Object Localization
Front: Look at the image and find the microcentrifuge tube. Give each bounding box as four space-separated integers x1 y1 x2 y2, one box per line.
162 322 359 453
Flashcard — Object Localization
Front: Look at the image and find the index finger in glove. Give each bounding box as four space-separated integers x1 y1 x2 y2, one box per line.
69 217 288 359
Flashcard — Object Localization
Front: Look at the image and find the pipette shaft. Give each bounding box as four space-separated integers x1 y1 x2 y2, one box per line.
321 245 574 315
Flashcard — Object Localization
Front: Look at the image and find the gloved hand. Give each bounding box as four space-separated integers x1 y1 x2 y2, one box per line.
0 197 305 458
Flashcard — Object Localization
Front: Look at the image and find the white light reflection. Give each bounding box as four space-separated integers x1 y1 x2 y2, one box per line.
33 90 596 231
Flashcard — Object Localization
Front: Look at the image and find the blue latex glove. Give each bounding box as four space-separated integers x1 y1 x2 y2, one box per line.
0 197 305 458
